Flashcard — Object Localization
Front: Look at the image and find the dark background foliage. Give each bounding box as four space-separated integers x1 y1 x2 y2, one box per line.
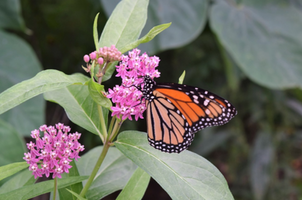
1 0 302 199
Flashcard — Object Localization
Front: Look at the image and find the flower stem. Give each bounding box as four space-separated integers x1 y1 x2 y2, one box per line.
98 62 107 84
107 116 116 137
53 177 57 200
79 141 110 198
109 118 123 141
97 105 107 142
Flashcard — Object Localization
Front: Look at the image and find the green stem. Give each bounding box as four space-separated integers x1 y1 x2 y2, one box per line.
107 116 116 137
53 177 57 200
79 141 110 197
98 62 108 84
97 105 107 142
109 118 123 141
90 61 96 79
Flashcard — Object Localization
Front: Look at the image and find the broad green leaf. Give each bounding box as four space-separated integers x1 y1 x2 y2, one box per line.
88 80 112 109
210 0 302 89
44 84 108 139
99 0 149 50
0 0 25 31
0 69 88 116
115 131 234 200
58 160 83 200
116 167 150 200
76 146 137 200
0 95 44 136
0 162 28 181
141 0 208 53
120 23 171 53
102 0 208 53
0 30 43 136
0 176 88 200
0 119 26 165
0 169 34 194
99 0 149 82
250 132 274 200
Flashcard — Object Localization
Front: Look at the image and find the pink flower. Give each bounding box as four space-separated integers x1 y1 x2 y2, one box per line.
98 57 104 65
60 158 72 173
41 162 50 177
23 123 85 179
107 49 160 120
90 52 97 60
83 45 122 73
83 55 90 63
29 163 42 179
97 45 121 62
53 166 64 179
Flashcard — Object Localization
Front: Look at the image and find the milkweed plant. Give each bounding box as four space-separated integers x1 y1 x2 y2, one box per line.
0 0 235 199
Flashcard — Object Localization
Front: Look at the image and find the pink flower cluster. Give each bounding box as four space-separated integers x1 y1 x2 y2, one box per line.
23 123 84 179
107 48 160 120
83 45 122 68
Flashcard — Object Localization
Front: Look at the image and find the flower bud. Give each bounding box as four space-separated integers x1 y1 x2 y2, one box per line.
83 55 90 63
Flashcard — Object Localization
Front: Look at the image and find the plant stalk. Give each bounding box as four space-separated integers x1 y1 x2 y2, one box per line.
53 177 57 200
97 105 107 142
79 141 110 197
109 118 123 141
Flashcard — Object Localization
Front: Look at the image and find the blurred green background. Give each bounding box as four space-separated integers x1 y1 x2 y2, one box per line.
1 0 302 199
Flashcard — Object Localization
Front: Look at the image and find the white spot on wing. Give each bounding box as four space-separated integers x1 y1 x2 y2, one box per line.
204 100 209 106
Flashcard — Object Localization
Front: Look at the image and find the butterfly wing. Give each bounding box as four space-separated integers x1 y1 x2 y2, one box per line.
146 90 195 153
146 82 237 153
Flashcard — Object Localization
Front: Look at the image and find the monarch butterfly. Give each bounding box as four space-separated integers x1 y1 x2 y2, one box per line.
141 76 237 153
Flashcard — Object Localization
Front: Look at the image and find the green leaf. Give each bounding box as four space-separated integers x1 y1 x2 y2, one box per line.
210 0 302 89
0 30 44 136
0 162 28 181
98 0 150 82
115 131 234 200
58 160 83 200
140 0 208 53
66 189 88 200
99 0 149 50
0 169 35 194
120 23 171 53
0 119 26 165
0 176 88 200
250 132 274 200
0 69 88 116
102 0 208 53
88 80 112 109
44 84 108 138
0 0 25 31
116 167 150 200
93 13 100 50
178 70 186 84
76 146 137 200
